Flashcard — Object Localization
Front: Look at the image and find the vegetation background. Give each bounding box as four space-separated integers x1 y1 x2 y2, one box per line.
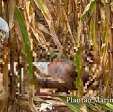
0 0 113 112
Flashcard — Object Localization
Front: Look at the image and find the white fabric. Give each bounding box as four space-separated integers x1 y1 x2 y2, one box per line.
33 62 49 75
0 17 9 38
39 102 53 112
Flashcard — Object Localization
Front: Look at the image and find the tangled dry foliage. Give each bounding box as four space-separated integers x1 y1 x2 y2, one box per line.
0 0 113 112
20 0 113 97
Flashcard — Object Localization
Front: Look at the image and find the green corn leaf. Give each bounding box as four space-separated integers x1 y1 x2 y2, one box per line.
106 103 113 111
15 7 32 78
74 48 83 96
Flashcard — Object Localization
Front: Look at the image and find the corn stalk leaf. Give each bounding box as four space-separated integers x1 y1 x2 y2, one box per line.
8 0 16 29
74 48 83 96
15 7 32 78
81 0 96 21
106 103 113 111
33 0 62 51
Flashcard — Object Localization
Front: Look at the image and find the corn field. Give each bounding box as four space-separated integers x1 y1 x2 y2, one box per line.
0 0 113 112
